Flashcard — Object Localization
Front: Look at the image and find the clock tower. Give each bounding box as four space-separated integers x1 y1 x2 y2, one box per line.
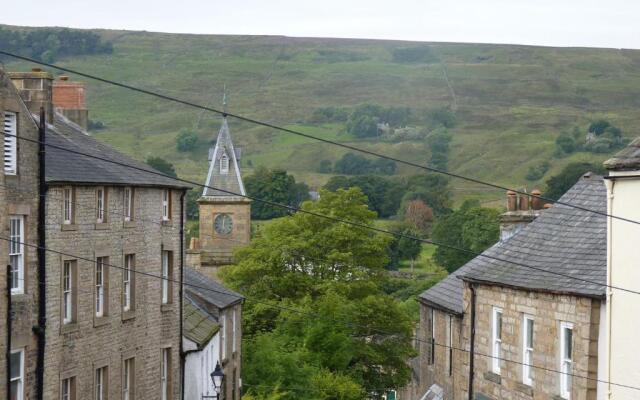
188 115 251 279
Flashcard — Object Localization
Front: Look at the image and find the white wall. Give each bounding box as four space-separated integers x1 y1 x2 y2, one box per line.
184 333 221 400
605 172 640 399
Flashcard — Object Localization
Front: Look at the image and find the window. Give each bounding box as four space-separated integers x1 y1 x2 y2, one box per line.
492 307 503 374
124 187 134 222
522 316 534 386
123 358 134 400
428 308 435 365
221 313 226 360
9 215 24 294
95 257 109 317
220 153 229 174
161 348 172 400
62 260 77 324
63 187 74 224
61 377 75 400
10 349 24 400
123 254 134 312
232 308 237 353
162 190 171 221
96 187 107 223
161 251 173 304
95 366 108 400
560 322 573 399
4 111 17 175
446 315 453 376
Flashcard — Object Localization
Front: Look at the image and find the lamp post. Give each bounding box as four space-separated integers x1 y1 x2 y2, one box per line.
210 361 224 400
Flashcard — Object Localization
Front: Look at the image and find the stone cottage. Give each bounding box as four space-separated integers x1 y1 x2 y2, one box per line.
416 174 608 400
183 267 244 400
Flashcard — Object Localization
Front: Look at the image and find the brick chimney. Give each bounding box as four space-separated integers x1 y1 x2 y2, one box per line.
53 75 88 130
8 68 54 123
500 188 544 241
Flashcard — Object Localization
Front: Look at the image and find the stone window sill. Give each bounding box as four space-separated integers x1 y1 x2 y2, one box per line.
161 219 173 227
60 322 79 335
161 303 174 313
94 315 110 328
61 223 78 231
95 223 109 230
123 220 137 229
483 371 502 385
515 382 533 396
552 396 568 400
10 293 28 302
122 309 136 321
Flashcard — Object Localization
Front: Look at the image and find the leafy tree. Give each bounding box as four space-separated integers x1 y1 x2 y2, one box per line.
430 108 457 128
333 153 396 175
556 133 577 154
403 199 434 234
324 175 404 218
386 224 423 270
146 156 177 177
317 159 333 173
525 161 551 181
402 174 452 217
185 188 201 220
427 129 452 171
346 115 379 138
431 200 500 272
221 189 414 397
588 119 610 136
545 162 607 200
245 167 310 220
176 130 199 152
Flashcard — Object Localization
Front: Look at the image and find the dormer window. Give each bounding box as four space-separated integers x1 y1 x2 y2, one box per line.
220 153 229 174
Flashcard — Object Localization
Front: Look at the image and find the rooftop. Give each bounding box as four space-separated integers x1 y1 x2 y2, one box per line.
184 267 244 309
604 137 640 171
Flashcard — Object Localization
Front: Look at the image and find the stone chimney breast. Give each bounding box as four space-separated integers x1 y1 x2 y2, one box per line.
53 76 88 130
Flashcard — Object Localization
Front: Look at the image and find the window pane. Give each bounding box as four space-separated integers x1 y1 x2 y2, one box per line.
10 352 21 378
496 312 502 339
10 381 19 400
564 328 572 359
527 319 534 348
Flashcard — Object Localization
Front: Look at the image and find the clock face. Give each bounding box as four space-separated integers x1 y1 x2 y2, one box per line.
214 214 233 235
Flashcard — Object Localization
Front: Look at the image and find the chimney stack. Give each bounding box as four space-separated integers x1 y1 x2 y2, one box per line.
52 76 88 130
500 188 544 241
8 68 54 123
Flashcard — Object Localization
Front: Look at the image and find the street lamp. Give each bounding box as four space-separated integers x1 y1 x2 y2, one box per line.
210 361 224 400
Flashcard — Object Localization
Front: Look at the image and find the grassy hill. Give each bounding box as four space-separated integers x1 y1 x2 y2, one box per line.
4 26 640 205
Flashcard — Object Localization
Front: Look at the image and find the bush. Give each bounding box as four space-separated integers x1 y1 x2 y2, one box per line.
310 106 349 123
430 108 457 128
317 159 333 173
525 161 551 181
556 133 576 154
588 119 610 136
88 120 105 131
333 153 396 175
176 130 199 152
146 157 177 178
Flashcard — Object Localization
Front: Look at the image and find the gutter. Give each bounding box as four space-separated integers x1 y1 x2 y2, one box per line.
604 179 615 400
459 276 606 300
6 264 12 400
180 191 186 400
468 283 477 400
35 107 47 400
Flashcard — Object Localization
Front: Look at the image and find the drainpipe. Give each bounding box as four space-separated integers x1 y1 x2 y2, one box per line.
6 264 12 400
35 107 47 400
604 179 615 400
179 191 186 400
468 283 477 400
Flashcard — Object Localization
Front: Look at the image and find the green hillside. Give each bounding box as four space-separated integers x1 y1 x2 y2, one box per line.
4 26 640 204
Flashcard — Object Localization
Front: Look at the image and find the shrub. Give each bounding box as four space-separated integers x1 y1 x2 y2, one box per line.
525 161 551 181
176 130 199 152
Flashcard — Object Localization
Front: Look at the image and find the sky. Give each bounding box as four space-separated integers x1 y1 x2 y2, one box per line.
5 0 640 49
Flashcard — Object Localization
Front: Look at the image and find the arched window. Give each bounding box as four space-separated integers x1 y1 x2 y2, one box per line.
220 153 229 174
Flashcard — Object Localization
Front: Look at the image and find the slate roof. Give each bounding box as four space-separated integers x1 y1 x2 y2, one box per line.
183 297 220 349
604 137 640 171
419 174 607 314
184 267 244 309
45 112 190 189
202 117 246 197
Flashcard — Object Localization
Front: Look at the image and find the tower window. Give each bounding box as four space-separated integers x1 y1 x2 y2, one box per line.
220 153 229 174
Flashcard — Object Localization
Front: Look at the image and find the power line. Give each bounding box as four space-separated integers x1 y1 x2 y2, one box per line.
4 131 638 296
0 50 637 227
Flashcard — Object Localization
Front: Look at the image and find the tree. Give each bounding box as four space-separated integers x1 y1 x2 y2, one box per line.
333 153 371 175
176 130 199 152
221 189 415 398
317 159 332 173
427 129 452 171
402 174 452 217
588 120 610 136
431 200 500 273
403 199 434 234
324 175 404 218
145 156 177 177
386 224 423 271
245 168 310 220
556 133 576 154
545 162 607 200
185 188 201 220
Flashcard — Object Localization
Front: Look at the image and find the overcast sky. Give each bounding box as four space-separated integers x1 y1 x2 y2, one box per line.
5 0 640 49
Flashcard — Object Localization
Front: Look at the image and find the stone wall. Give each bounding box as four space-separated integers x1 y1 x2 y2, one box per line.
43 185 185 399
0 69 42 400
219 303 243 400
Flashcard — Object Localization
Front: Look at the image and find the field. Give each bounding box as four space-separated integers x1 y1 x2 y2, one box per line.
4 26 640 205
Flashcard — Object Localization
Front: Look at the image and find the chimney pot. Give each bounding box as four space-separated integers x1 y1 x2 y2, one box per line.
59 75 69 81
31 67 42 72
507 190 518 211
543 203 553 209
519 194 530 211
531 189 543 210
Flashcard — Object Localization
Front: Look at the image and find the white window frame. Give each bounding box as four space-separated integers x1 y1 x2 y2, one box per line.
221 313 227 360
10 348 24 400
9 215 25 294
220 153 229 174
63 261 73 324
95 257 105 317
560 321 573 399
162 189 170 221
123 358 133 400
522 315 534 386
61 377 72 400
161 251 170 304
492 307 503 374
96 187 105 223
124 187 133 222
161 348 169 400
233 307 237 352
123 254 133 311
4 111 18 175
63 187 73 224
95 366 106 400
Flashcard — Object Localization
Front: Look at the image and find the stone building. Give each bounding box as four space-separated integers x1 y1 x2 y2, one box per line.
187 117 251 280
4 68 190 400
183 267 244 400
1 68 43 400
415 175 608 400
